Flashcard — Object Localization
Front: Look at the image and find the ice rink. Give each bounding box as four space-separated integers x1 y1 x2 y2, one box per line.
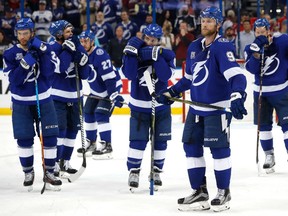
1 115 288 216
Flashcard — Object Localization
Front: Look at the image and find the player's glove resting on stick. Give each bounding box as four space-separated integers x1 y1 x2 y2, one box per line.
20 50 38 70
110 92 125 108
156 87 181 105
230 91 248 119
28 37 47 53
74 52 88 66
123 36 144 56
139 46 161 62
249 35 269 52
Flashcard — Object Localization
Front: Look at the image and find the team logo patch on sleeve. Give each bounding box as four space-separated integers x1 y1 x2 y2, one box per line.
218 38 229 42
96 49 104 55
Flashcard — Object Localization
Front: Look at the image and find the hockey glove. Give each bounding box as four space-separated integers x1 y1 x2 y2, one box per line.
139 46 161 62
20 51 38 70
74 52 88 66
156 87 181 105
109 92 125 108
250 35 269 52
62 39 76 53
70 35 81 48
28 37 47 53
230 91 248 119
123 36 144 56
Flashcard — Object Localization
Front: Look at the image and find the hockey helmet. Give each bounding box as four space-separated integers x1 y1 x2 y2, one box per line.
253 18 270 30
15 18 34 31
78 30 95 41
143 24 163 39
200 6 223 25
49 20 73 37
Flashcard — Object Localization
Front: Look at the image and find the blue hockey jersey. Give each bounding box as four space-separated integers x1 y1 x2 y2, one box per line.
173 35 246 116
3 44 58 105
86 46 122 97
244 34 288 97
121 47 176 113
49 40 90 102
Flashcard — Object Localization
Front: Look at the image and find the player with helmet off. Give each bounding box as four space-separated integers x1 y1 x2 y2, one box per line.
121 23 176 191
157 6 247 211
244 18 288 174
3 18 62 191
77 30 124 159
48 20 89 178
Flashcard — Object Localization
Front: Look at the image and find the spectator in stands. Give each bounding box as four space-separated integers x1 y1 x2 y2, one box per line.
224 26 236 51
1 7 17 43
51 0 64 21
133 0 152 28
80 0 96 26
174 4 197 35
63 0 81 31
32 0 52 42
280 19 288 34
174 21 194 67
0 29 13 68
91 11 114 50
107 25 127 68
236 19 255 59
116 10 139 41
161 21 174 50
99 0 121 31
136 31 142 39
15 0 32 19
139 14 153 33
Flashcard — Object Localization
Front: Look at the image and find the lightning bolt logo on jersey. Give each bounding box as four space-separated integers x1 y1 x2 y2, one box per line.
245 34 288 96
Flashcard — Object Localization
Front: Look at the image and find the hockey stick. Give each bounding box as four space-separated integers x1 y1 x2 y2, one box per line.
33 66 46 194
167 97 230 112
83 94 128 105
68 63 86 183
256 48 265 175
143 68 156 195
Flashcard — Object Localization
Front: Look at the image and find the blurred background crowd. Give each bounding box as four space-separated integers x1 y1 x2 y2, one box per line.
0 0 288 69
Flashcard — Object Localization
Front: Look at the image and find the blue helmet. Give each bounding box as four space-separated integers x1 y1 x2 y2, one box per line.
143 24 163 39
78 30 95 41
49 20 73 37
253 18 270 30
200 6 223 24
15 18 34 31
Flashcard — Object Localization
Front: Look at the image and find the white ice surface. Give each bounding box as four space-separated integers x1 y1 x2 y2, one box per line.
1 115 288 216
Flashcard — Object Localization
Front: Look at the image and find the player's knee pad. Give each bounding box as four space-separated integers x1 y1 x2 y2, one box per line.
129 140 147 151
17 138 34 148
95 100 113 116
210 147 231 159
95 113 110 122
66 129 78 139
281 123 288 133
42 136 57 148
259 124 272 131
84 97 98 114
155 141 167 151
184 143 204 157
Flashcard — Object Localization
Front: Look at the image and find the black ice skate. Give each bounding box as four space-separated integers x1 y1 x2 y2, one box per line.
23 169 35 192
128 168 140 193
77 139 96 157
211 188 231 212
178 185 210 211
43 171 62 191
263 154 275 174
92 141 113 160
148 166 162 191
59 159 77 179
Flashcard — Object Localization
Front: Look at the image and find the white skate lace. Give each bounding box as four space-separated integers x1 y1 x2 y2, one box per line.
25 171 34 182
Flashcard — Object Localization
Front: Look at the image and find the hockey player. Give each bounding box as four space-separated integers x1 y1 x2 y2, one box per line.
244 18 288 173
157 6 247 212
3 18 62 191
48 20 89 178
77 30 124 159
121 23 176 191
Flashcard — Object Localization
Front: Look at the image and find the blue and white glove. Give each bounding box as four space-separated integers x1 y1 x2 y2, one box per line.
110 92 124 108
28 37 47 53
74 52 88 66
250 35 269 52
62 39 76 53
123 36 144 56
139 46 161 62
156 87 181 105
20 51 38 70
230 92 247 119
